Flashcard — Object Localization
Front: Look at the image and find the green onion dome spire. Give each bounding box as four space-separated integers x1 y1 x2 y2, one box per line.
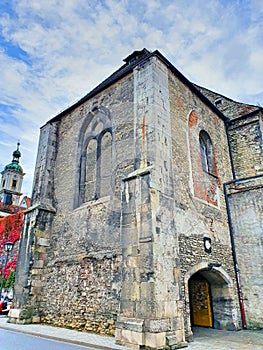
4 142 23 173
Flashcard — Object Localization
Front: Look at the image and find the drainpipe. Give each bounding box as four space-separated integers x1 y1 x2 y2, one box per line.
223 183 247 329
225 120 236 180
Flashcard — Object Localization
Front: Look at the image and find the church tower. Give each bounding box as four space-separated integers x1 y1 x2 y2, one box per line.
0 142 25 206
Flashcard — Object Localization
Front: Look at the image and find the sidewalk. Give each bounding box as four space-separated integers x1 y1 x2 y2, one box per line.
189 327 263 350
0 316 262 349
0 316 129 350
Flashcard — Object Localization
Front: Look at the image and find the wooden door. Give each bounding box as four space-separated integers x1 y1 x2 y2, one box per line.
189 276 213 327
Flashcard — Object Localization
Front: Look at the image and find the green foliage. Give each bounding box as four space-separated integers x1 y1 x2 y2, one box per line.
4 270 16 289
0 274 4 287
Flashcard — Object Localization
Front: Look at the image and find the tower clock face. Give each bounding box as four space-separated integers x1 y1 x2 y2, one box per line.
14 174 18 179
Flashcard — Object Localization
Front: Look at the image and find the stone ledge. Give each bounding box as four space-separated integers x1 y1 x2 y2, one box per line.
115 317 144 332
123 165 154 181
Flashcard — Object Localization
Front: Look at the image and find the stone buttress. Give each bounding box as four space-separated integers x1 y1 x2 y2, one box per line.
9 122 58 324
115 57 186 349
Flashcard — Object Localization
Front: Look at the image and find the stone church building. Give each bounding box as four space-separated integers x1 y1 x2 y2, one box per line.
10 49 262 349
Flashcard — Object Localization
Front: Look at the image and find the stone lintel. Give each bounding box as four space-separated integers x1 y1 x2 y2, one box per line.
25 203 56 214
123 165 153 181
116 317 144 332
37 237 50 247
139 237 152 243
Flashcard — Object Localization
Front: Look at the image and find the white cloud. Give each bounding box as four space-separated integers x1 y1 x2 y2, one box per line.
0 0 262 196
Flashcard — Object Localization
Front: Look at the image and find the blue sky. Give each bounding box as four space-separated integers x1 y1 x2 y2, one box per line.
0 0 262 197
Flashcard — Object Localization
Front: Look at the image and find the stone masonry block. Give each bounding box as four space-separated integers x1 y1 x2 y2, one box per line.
117 329 144 346
144 331 166 348
37 238 50 247
145 318 170 332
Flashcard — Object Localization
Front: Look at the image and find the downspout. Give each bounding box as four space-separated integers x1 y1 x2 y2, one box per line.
225 120 236 180
223 183 247 329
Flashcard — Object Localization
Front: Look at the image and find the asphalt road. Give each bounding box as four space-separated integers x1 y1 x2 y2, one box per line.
0 329 98 350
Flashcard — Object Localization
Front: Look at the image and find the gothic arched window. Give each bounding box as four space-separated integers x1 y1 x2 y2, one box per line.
199 130 216 175
77 107 113 207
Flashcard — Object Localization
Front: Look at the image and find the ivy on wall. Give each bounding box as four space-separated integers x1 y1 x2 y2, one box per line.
0 212 23 283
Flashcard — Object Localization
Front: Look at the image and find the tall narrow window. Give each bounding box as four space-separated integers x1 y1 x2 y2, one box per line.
12 180 17 189
99 131 112 197
199 130 216 175
85 139 97 201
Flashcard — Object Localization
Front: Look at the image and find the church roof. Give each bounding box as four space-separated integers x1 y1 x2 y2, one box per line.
45 49 261 126
194 84 260 120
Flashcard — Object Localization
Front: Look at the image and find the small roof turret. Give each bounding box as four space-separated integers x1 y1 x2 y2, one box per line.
4 142 23 174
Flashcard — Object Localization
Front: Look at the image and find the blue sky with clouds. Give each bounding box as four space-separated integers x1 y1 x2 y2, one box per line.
0 0 262 197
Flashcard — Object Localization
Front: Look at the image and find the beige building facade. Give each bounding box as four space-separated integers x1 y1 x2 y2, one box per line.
11 49 262 349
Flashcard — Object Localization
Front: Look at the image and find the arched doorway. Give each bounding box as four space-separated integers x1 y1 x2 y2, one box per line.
184 263 238 339
189 273 213 327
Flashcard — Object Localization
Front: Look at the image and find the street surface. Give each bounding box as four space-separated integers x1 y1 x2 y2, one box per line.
0 329 97 350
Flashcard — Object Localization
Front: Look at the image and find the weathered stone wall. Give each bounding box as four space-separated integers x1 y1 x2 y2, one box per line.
41 254 121 335
10 72 137 329
35 75 137 332
227 177 263 328
228 113 263 179
168 70 240 334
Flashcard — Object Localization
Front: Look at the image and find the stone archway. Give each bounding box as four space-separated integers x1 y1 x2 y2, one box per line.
184 262 238 340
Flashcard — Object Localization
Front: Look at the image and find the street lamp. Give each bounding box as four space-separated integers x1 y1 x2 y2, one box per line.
0 242 14 301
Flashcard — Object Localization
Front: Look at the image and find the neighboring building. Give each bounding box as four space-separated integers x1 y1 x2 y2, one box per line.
0 144 29 297
0 143 30 218
0 143 25 206
0 195 30 219
10 50 262 349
